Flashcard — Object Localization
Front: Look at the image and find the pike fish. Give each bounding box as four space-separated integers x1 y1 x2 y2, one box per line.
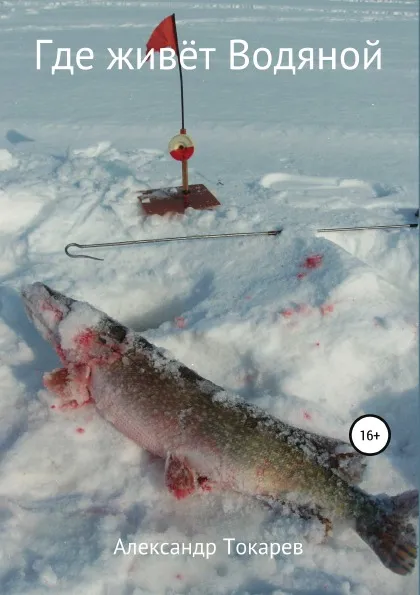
22 282 418 575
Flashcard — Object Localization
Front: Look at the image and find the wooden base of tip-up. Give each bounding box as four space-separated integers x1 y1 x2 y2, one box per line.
138 184 220 216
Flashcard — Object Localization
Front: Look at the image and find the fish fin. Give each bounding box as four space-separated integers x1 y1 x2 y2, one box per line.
356 506 418 575
259 496 333 544
44 364 92 406
328 448 367 485
277 499 333 540
297 429 367 485
164 454 197 500
374 490 419 520
43 367 70 395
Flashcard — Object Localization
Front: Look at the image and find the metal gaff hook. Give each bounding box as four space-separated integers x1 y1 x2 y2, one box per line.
64 221 418 261
64 229 283 261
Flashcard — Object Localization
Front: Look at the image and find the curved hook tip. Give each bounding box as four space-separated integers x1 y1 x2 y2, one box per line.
64 243 104 261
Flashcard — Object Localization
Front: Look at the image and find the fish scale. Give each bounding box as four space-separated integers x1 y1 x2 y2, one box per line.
21 282 418 576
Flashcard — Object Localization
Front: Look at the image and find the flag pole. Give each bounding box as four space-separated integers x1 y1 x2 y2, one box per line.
171 13 189 196
171 13 185 131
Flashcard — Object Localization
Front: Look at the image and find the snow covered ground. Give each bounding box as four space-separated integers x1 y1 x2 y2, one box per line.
0 0 418 593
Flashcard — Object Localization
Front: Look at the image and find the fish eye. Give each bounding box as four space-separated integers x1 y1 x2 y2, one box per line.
100 319 127 343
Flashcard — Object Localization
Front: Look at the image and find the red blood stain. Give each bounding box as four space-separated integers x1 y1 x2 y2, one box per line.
72 331 122 366
50 405 56 409
166 455 196 499
172 487 195 499
302 254 323 269
174 317 186 329
76 427 85 434
281 304 313 319
176 574 184 580
315 342 320 347
297 272 307 280
80 396 95 407
303 411 312 421
59 396 95 411
320 303 334 316
197 476 212 492
74 329 99 351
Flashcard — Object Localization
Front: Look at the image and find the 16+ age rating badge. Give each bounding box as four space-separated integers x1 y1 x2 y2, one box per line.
349 414 391 456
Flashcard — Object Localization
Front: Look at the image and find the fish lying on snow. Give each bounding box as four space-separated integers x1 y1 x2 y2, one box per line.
22 282 418 576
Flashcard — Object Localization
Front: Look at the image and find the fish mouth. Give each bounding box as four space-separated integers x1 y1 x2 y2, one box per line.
21 282 74 345
22 283 129 368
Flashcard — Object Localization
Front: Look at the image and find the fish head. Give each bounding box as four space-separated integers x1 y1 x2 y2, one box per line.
21 282 127 365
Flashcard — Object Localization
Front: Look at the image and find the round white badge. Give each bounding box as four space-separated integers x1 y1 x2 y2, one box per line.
349 414 391 456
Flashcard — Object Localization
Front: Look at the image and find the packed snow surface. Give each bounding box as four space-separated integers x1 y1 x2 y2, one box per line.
0 0 418 593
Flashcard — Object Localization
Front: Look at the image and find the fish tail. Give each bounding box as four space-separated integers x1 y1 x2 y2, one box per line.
356 498 418 575
388 490 419 519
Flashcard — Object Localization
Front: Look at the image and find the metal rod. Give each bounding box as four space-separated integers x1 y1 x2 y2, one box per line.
318 223 418 233
64 220 418 261
172 13 185 130
65 229 283 261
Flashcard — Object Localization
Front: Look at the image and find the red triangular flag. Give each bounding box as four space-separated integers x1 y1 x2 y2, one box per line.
146 14 179 55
